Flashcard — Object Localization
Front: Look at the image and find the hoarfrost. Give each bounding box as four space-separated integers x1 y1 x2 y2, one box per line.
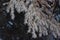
3 0 60 38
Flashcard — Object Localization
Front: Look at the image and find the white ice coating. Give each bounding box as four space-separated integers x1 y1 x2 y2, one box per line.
3 0 60 38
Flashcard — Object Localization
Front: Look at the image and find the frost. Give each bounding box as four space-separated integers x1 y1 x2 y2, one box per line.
4 0 60 39
3 0 27 20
